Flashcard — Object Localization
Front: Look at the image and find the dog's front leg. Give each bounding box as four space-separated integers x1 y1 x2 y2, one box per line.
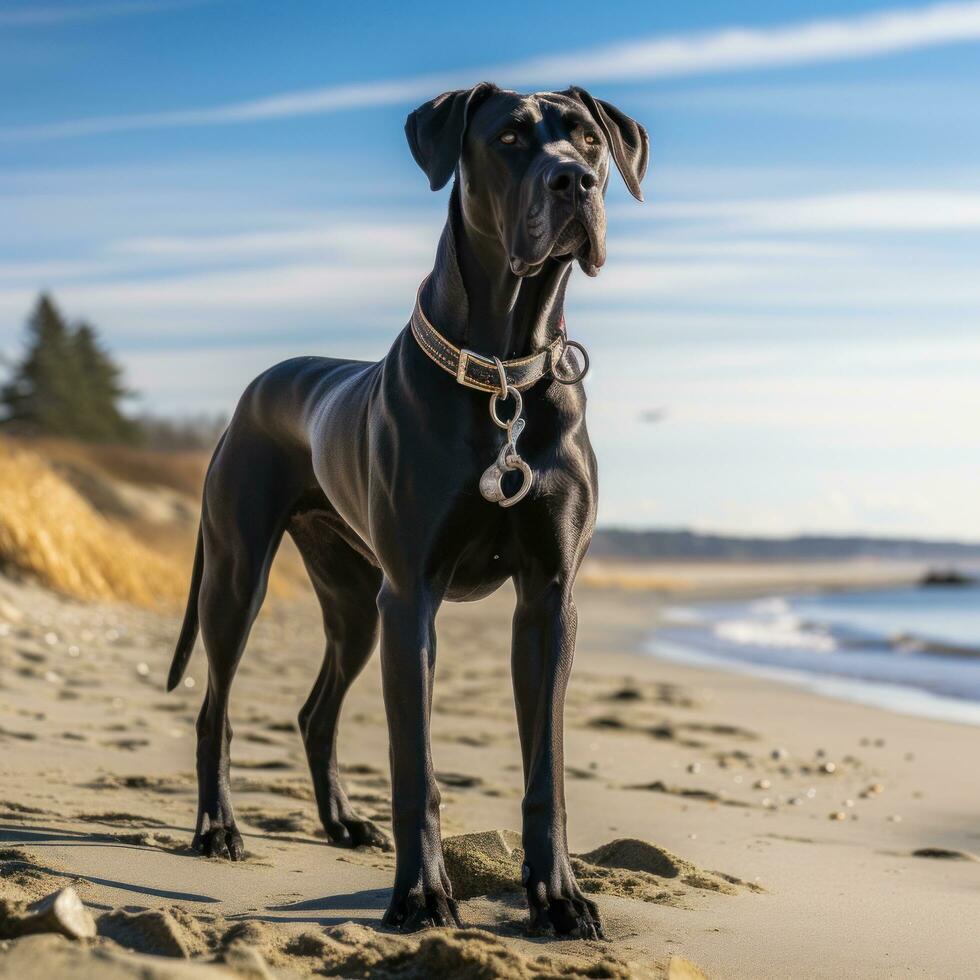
377 582 460 931
512 575 604 939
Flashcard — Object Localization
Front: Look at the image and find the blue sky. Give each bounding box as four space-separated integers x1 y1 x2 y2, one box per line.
3 1 980 538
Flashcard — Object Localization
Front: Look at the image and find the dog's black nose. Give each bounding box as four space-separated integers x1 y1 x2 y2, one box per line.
545 162 597 200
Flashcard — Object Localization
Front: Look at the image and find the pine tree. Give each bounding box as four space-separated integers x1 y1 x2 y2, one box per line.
71 323 139 443
1 293 140 444
1 294 81 436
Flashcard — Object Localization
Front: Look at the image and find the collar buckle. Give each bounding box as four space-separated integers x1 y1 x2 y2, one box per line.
456 348 497 388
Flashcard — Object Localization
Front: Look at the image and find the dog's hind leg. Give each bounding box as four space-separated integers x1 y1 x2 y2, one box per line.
192 437 299 860
290 518 390 850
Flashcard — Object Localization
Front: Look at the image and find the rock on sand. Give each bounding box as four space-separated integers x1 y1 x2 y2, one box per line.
0 887 96 941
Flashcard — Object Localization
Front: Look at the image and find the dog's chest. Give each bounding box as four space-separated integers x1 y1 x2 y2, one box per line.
435 507 514 602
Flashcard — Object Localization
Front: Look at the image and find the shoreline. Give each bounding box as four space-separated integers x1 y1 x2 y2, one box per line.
648 633 980 729
629 571 980 728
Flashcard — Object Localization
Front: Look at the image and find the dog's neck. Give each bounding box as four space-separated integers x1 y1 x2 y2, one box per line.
420 185 572 360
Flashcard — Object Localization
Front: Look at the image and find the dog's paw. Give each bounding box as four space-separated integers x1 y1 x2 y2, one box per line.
192 816 245 861
524 861 605 940
324 816 393 851
382 886 462 931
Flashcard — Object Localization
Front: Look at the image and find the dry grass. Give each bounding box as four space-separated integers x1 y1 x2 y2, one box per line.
0 437 308 607
0 439 187 606
13 436 210 498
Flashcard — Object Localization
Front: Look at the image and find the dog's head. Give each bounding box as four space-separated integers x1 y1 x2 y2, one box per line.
406 84 648 278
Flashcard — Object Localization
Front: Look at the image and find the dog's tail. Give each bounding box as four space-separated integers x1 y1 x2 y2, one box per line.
167 519 204 693
167 429 227 692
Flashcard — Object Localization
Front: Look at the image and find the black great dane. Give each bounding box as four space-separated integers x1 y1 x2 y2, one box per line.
167 82 648 938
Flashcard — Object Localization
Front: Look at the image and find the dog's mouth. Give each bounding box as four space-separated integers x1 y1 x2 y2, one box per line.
551 218 588 259
510 214 605 279
551 218 604 277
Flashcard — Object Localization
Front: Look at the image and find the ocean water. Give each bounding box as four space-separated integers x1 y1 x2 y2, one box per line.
649 585 980 726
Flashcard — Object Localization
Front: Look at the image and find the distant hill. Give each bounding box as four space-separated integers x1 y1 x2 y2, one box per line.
591 528 980 563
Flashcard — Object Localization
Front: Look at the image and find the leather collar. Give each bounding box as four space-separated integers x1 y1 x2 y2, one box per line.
410 280 565 393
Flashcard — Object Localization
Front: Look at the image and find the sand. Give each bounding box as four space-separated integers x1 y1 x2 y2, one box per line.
1 570 979 978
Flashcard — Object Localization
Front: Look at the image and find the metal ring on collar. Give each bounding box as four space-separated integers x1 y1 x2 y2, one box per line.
490 356 521 429
490 386 522 429
552 339 590 385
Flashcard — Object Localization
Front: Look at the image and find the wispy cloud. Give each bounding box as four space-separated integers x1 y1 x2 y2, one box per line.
610 239 862 260
0 219 440 288
505 2 980 84
113 222 438 261
5 2 980 140
0 0 209 27
2 188 976 334
642 190 980 232
2 234 973 346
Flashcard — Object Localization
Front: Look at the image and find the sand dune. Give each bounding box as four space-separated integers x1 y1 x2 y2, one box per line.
0 439 186 605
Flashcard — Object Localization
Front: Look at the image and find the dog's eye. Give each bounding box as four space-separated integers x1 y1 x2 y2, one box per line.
499 131 517 145
584 132 600 145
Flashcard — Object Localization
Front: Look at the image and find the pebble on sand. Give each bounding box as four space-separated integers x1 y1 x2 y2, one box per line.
0 887 96 941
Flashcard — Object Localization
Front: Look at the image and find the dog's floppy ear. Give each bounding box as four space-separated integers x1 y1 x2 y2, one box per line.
565 87 649 202
405 82 498 191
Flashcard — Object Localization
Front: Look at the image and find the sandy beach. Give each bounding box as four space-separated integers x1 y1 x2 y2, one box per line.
8 2 980 974
2 567 977 979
